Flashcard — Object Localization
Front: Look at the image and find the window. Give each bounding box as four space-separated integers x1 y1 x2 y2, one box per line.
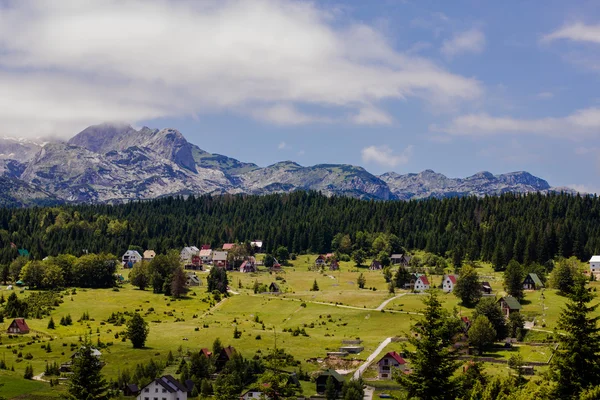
162 389 167 393
155 388 159 392
145 388 150 392
145 398 149 400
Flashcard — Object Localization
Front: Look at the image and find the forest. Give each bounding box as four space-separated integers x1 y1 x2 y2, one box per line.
0 191 598 266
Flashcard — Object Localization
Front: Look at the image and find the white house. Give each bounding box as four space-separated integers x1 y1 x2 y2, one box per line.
240 389 269 400
590 256 600 276
180 246 200 264
377 351 406 379
250 240 263 249
137 375 188 400
442 275 458 293
143 250 156 262
122 250 142 267
414 275 430 292
199 249 213 264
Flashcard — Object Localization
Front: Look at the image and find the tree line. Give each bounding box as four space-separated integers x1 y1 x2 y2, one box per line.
0 191 598 267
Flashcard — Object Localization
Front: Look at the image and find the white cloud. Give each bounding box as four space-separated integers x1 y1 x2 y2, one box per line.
0 0 481 137
351 107 393 125
566 184 600 195
543 22 600 44
434 107 600 138
441 29 486 57
278 141 287 150
361 145 413 169
536 91 554 99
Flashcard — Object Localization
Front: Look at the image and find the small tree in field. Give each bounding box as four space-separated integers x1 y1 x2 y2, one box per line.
311 279 319 291
357 273 366 289
129 261 150 290
170 267 187 298
352 249 366 266
468 315 496 355
126 313 149 349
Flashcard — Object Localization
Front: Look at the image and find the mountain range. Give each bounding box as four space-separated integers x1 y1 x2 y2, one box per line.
0 123 576 206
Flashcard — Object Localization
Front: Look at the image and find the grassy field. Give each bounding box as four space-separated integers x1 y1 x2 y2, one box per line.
0 254 592 398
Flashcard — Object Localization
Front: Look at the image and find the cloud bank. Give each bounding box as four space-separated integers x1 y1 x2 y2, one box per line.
0 0 481 137
361 144 413 168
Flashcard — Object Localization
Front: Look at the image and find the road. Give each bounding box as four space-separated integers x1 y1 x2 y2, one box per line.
375 293 408 311
353 337 392 380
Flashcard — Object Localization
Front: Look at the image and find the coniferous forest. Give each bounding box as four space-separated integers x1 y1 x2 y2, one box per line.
0 191 599 265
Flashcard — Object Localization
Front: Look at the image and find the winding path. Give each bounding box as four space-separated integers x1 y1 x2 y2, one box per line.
353 337 393 380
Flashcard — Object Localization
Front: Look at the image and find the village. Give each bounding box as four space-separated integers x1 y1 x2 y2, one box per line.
1 239 597 399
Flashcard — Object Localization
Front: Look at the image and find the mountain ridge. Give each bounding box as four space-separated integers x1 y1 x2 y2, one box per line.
0 123 577 206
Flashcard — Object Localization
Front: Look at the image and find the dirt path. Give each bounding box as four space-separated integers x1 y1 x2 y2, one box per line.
363 385 375 400
375 293 409 311
353 337 392 380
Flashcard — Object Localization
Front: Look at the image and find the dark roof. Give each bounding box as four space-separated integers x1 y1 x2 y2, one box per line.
378 351 406 365
526 273 544 287
316 255 326 261
185 379 195 393
318 369 344 382
270 282 280 291
126 383 139 393
371 260 382 267
201 244 211 250
154 375 188 393
499 296 522 310
220 346 236 360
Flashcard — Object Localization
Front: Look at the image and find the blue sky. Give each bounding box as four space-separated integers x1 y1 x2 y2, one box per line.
1 0 600 192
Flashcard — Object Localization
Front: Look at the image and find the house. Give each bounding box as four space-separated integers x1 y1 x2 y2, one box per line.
222 243 235 251
269 282 280 293
270 259 282 271
498 296 522 318
442 275 458 293
391 254 411 266
123 383 139 397
240 389 269 400
240 261 256 273
200 244 211 251
315 255 326 267
122 250 142 267
250 240 263 249
377 351 406 379
212 251 228 268
215 346 236 371
200 348 212 358
7 318 29 334
180 246 200 264
185 255 203 270
414 275 430 292
523 273 544 290
329 260 339 271
143 250 156 262
590 256 600 276
370 260 383 270
199 249 213 264
137 375 188 400
481 281 492 295
316 369 344 394
185 272 201 287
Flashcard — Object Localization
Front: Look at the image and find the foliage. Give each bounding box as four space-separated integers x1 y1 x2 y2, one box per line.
473 297 508 341
275 246 290 264
508 311 525 340
394 267 411 289
468 315 496 354
351 249 366 266
549 257 583 295
357 273 366 289
129 261 150 290
207 266 228 294
504 260 525 300
397 292 462 400
68 338 109 400
552 277 600 399
126 313 149 349
148 251 180 294
23 364 33 380
325 376 338 400
311 279 319 291
170 266 187 298
453 264 481 307
264 254 275 269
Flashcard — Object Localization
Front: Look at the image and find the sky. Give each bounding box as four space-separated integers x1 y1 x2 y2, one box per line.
1 0 600 192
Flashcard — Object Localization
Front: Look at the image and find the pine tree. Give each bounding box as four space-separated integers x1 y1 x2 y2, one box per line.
357 273 366 289
552 277 600 398
395 267 411 289
170 266 187 298
325 376 338 400
47 316 55 330
453 264 481 307
397 292 462 399
504 260 524 300
23 364 33 379
311 279 319 291
126 313 149 349
68 338 109 400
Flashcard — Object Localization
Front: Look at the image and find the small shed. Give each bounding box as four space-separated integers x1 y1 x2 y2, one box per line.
498 296 522 318
523 273 544 290
7 318 30 334
329 260 340 271
481 281 492 294
316 369 344 394
370 260 383 270
269 282 280 293
315 255 326 266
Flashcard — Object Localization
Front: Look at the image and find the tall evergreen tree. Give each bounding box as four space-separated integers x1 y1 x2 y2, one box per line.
126 313 149 349
453 264 481 307
552 277 600 399
504 260 524 300
68 338 109 400
397 292 461 399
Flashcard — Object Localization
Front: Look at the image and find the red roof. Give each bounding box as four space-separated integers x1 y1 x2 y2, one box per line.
201 244 211 250
447 275 457 284
379 351 406 365
10 318 30 333
418 276 430 285
222 243 235 250
200 348 212 357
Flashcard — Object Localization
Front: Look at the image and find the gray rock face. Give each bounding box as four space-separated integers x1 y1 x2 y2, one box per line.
0 123 571 205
